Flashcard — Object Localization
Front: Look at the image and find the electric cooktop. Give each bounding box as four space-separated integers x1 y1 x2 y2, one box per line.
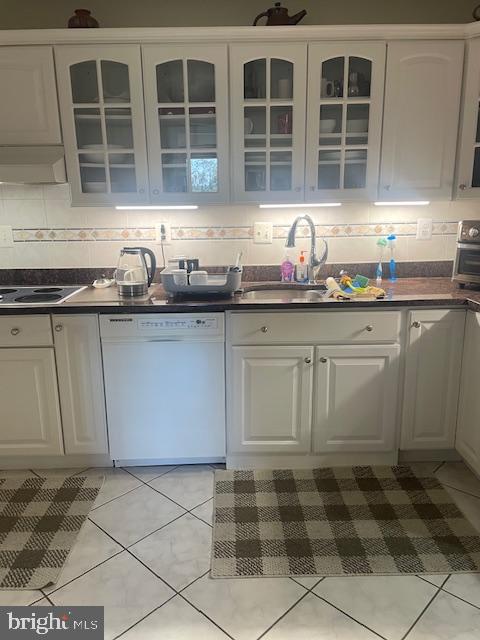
0 286 86 306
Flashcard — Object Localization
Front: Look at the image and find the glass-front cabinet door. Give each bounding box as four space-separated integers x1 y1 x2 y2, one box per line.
55 45 148 206
230 43 307 203
456 38 480 198
143 44 229 204
305 42 385 202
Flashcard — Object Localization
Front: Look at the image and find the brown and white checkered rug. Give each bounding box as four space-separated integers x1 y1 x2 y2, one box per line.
0 474 103 589
212 465 480 578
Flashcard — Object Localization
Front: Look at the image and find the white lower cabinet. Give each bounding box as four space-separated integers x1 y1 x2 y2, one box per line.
401 310 465 450
0 347 63 456
456 312 480 476
229 346 314 453
313 345 400 453
53 315 108 455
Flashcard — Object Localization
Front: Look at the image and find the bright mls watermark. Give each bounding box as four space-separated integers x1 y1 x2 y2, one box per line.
0 607 104 639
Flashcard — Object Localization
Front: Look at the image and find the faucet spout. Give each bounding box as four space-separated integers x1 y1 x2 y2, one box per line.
285 214 328 284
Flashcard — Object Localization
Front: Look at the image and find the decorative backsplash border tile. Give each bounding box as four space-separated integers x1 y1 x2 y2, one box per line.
12 221 458 243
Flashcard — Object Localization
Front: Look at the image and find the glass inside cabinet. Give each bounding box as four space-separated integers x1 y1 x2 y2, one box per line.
317 56 372 190
155 59 219 194
243 58 294 193
69 60 138 195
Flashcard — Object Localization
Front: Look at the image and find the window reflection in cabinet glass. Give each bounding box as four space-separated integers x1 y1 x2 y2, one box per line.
191 153 218 192
105 108 133 148
344 149 367 189
74 108 103 149
318 150 341 189
245 152 266 191
270 59 293 100
348 57 371 98
244 59 266 99
270 151 292 190
187 60 215 102
71 61 98 103
101 61 130 103
156 60 184 103
162 153 188 192
190 107 216 148
321 58 344 98
159 108 186 149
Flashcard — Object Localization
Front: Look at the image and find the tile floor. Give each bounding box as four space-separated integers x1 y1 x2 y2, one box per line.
1 461 480 640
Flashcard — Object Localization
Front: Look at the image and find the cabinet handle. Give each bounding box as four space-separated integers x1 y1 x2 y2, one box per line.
152 188 160 195
54 324 63 332
319 357 327 363
138 187 145 194
365 325 373 332
304 357 312 364
260 326 268 333
10 327 20 336
412 321 421 329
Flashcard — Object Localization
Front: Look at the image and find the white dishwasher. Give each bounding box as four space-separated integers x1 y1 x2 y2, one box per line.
100 313 225 464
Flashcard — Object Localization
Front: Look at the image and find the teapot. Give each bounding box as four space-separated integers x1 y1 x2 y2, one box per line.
253 2 307 26
115 247 156 297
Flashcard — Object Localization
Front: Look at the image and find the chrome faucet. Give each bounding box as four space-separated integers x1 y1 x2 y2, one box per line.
285 214 328 285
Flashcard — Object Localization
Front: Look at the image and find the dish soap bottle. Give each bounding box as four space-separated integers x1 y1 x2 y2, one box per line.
280 252 294 282
295 251 308 283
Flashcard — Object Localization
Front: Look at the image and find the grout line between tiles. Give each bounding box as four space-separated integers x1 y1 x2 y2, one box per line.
122 465 179 484
310 591 389 640
289 576 325 591
256 589 311 640
416 574 450 589
433 461 445 474
177 592 235 640
439 585 480 612
401 586 443 640
112 594 178 640
440 482 480 500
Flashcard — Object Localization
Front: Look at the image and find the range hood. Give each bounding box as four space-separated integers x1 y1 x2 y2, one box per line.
0 146 66 184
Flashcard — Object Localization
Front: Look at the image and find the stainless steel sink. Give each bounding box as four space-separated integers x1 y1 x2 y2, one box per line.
242 286 327 302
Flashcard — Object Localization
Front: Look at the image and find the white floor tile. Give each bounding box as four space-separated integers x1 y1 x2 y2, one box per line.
182 573 305 640
0 590 44 606
121 595 228 640
436 462 480 498
444 486 480 532
31 598 51 606
89 484 185 547
85 467 142 508
191 498 214 525
443 573 480 609
50 552 174 640
408 590 480 640
130 514 212 591
408 462 443 476
418 574 449 587
290 576 323 589
263 592 380 640
44 520 122 594
314 575 437 640
123 466 177 483
150 465 214 510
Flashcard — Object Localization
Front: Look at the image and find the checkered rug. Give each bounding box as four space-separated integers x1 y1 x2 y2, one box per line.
212 466 480 578
0 474 103 589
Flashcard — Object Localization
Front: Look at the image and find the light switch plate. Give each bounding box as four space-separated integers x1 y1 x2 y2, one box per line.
0 225 13 248
254 221 273 244
416 218 433 241
155 223 171 245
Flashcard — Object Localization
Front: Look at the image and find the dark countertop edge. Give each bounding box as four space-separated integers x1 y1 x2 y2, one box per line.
0 296 477 315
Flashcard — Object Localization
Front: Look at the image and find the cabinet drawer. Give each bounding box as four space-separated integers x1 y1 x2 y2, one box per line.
0 316 53 347
229 311 401 345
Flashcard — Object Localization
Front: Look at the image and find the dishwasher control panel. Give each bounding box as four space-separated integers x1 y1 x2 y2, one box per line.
100 313 224 340
138 317 218 331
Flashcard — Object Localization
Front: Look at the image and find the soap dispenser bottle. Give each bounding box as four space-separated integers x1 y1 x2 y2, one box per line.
280 252 294 282
295 251 308 283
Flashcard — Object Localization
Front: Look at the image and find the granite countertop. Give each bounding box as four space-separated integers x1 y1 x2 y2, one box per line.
1 277 480 315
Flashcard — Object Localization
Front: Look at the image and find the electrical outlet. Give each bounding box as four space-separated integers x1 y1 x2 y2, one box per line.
155 222 171 245
253 221 273 244
416 218 433 241
0 225 13 248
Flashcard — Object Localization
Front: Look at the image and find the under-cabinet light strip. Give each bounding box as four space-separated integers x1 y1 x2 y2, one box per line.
259 203 342 208
115 205 199 210
373 201 430 206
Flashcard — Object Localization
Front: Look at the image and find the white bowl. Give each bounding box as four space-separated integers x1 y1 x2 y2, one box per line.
320 119 336 134
83 182 107 193
348 119 368 133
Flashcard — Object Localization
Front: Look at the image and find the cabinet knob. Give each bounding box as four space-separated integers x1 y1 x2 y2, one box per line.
260 326 268 333
304 357 312 364
10 327 20 336
319 357 327 363
384 185 391 191
54 324 63 332
138 187 145 194
365 325 373 332
459 184 467 191
412 321 421 329
152 188 160 195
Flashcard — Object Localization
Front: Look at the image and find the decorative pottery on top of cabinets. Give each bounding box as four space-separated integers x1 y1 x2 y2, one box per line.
55 45 149 206
305 42 386 202
253 3 307 26
142 44 229 204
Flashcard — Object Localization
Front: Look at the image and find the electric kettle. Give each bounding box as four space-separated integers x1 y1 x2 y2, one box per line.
115 247 157 297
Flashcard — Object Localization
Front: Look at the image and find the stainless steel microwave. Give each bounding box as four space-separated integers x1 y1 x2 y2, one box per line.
453 220 480 287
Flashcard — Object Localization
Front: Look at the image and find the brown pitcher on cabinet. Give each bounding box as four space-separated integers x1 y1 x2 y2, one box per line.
253 2 307 26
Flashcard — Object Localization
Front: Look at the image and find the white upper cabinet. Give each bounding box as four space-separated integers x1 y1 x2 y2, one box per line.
55 45 149 206
142 44 229 204
0 46 61 145
230 43 307 203
380 40 464 201
306 42 386 202
456 39 480 198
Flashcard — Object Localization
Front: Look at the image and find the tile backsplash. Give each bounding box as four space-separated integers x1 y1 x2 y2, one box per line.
0 183 477 270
